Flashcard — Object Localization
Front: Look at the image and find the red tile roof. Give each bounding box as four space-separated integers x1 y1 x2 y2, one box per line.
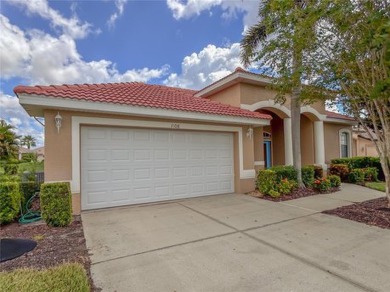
14 82 272 120
196 67 272 96
325 111 355 121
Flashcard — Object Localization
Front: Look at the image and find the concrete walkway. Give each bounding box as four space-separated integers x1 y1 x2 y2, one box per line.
82 183 389 292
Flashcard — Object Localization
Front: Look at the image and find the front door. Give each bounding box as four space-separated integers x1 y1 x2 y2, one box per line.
263 141 272 168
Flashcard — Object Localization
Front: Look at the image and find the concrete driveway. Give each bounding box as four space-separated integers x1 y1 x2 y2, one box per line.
82 184 389 292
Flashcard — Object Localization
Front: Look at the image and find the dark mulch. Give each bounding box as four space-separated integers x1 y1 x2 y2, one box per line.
323 197 390 229
0 216 99 291
248 187 340 202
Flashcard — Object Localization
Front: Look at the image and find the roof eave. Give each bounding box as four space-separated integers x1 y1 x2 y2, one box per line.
18 93 271 126
194 71 273 98
325 117 357 125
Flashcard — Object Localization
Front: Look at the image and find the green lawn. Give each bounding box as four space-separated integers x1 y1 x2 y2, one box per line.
0 263 89 292
18 161 44 173
365 181 386 192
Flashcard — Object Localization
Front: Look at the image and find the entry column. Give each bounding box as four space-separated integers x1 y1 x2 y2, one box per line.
314 121 326 167
283 118 293 165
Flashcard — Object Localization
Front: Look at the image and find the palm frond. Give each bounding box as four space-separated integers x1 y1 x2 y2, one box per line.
240 22 267 67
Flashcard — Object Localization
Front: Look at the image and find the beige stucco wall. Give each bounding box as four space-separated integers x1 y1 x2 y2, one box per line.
324 123 353 163
45 111 72 182
301 114 315 165
206 84 241 107
44 109 259 214
354 135 379 157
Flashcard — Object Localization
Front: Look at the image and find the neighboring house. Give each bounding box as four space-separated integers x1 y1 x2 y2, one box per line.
15 68 355 214
18 146 45 162
352 127 379 157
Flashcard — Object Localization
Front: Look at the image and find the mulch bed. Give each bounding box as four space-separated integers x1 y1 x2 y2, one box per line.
0 216 100 291
248 187 340 202
323 197 390 229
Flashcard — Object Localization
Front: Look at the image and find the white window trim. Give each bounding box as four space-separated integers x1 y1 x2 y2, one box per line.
339 128 353 158
71 116 255 193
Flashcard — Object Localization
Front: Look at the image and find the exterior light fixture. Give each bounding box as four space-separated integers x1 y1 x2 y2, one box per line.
246 126 253 140
55 112 62 133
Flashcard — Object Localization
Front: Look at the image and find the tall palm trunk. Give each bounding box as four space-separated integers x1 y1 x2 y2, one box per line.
292 41 304 187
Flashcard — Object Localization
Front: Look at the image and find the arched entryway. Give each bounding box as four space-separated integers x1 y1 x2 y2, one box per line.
254 107 291 168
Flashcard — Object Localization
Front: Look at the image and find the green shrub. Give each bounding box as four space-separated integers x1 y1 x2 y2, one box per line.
313 178 331 193
270 165 297 182
331 156 384 181
4 163 18 175
328 175 341 188
268 189 281 198
0 182 21 224
362 167 378 182
257 170 277 195
40 182 72 227
348 169 365 184
0 175 21 182
329 164 350 182
277 178 296 195
302 166 315 187
21 153 38 163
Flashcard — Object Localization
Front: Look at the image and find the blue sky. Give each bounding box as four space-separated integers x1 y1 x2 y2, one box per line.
0 0 260 146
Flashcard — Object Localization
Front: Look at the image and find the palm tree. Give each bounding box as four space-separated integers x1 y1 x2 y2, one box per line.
0 120 19 160
240 0 317 187
21 135 37 149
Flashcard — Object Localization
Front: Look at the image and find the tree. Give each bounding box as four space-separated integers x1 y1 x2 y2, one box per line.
0 120 19 160
21 135 37 150
241 0 322 186
312 0 390 206
242 0 390 206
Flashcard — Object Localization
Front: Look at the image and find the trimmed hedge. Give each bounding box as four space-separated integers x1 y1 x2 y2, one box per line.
257 170 277 195
348 169 365 184
40 182 72 227
362 167 378 182
328 175 341 188
270 165 297 182
4 164 18 175
0 182 21 224
302 166 315 187
331 157 384 180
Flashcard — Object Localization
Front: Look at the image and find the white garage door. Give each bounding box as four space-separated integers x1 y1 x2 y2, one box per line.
81 126 234 210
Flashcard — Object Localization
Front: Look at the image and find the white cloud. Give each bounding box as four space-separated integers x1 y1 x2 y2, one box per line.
0 92 44 147
0 15 168 85
107 0 128 28
166 0 259 31
164 43 243 89
6 0 93 39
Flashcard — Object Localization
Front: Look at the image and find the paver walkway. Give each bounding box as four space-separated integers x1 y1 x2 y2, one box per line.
82 183 389 292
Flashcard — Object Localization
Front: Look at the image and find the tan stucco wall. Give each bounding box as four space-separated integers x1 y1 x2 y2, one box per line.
206 84 241 107
354 135 379 157
44 111 72 182
44 110 258 214
301 114 315 165
324 123 353 163
310 101 327 115
240 83 280 105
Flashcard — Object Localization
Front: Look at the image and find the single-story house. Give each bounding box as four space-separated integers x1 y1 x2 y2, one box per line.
352 127 379 157
15 68 356 214
18 146 45 162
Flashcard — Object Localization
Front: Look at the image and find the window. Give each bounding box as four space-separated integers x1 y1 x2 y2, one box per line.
263 132 271 139
340 131 350 158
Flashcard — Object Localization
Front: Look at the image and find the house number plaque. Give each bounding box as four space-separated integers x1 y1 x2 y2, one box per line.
171 123 180 129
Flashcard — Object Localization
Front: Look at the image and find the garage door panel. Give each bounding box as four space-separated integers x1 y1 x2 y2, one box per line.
81 127 234 210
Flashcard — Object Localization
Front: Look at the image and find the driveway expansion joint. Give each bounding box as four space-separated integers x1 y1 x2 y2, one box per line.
90 231 238 266
177 201 375 292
